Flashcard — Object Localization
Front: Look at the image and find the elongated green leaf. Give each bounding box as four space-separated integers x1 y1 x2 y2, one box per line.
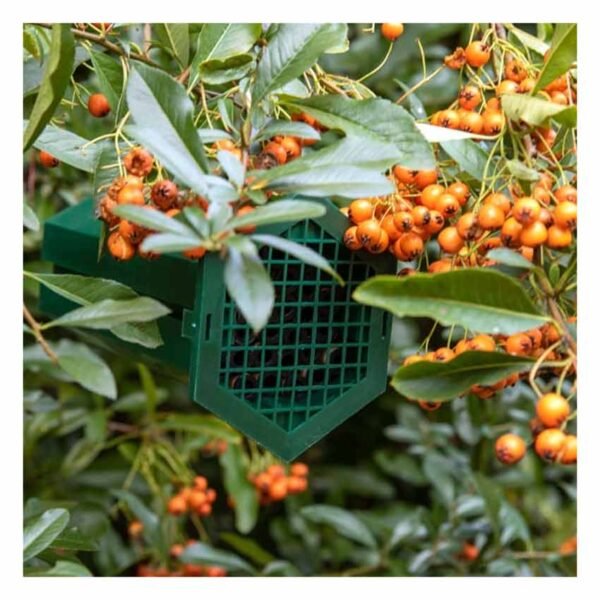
253 120 320 144
24 47 88 97
220 533 275 567
197 128 234 144
253 24 347 105
253 137 399 184
31 124 99 172
89 50 124 119
199 54 254 85
24 24 74 150
125 64 208 195
44 297 170 330
473 473 502 542
217 150 245 188
224 239 274 333
502 94 576 128
154 23 190 66
533 24 576 93
38 561 92 577
227 199 325 230
252 234 342 284
112 204 195 235
191 23 262 76
440 139 489 181
141 233 203 253
23 28 40 58
508 26 549 56
505 159 541 182
353 269 548 334
51 528 100 552
24 508 70 562
282 94 434 169
24 203 39 231
25 272 164 349
487 248 535 270
417 123 489 143
392 351 533 401
183 206 210 238
92 140 121 204
300 505 377 548
159 414 241 442
112 490 164 552
219 445 259 534
423 451 454 505
181 542 256 574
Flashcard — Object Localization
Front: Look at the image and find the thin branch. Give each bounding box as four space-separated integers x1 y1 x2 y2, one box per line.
23 304 58 363
395 65 445 104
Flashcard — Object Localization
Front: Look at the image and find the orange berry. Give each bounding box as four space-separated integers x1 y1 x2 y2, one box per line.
456 212 481 241
411 205 431 227
433 347 455 362
504 59 527 83
536 393 570 428
553 201 577 229
470 334 496 352
39 150 59 168
118 219 145 244
435 193 461 219
286 476 308 494
420 184 445 210
513 197 541 224
426 210 445 235
128 520 144 538
393 165 418 185
356 219 382 246
381 23 404 41
167 494 188 516
496 79 519 95
547 225 572 249
170 543 184 558
482 110 506 135
555 185 577 204
495 433 527 465
459 111 484 134
534 428 566 462
458 85 482 110
263 141 287 164
107 231 135 261
365 228 389 254
447 181 470 206
235 205 256 234
393 210 415 233
117 185 145 206
414 169 438 189
348 199 373 224
477 203 505 229
484 192 511 215
380 214 402 241
269 479 288 501
520 221 548 247
188 490 207 511
438 109 461 129
124 148 153 177
398 232 424 260
559 536 577 555
183 246 207 260
460 542 480 561
88 92 111 117
505 333 533 356
343 226 363 250
279 136 301 159
501 217 523 247
559 435 577 465
465 41 491 67
438 226 464 254
418 401 442 412
151 180 178 210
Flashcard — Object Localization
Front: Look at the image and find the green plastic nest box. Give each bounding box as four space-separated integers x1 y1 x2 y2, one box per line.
40 198 395 460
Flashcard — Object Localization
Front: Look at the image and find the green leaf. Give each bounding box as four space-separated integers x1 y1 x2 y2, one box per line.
24 203 40 231
219 445 259 534
391 351 533 402
55 340 117 399
39 561 92 577
181 542 256 574
23 24 74 151
253 23 347 105
183 206 210 238
197 128 234 144
61 438 104 477
533 24 576 93
423 451 454 505
217 149 245 188
154 23 190 66
112 204 197 236
125 63 209 195
23 28 40 58
354 269 548 334
253 120 320 144
417 123 486 143
227 199 325 231
220 533 275 567
501 94 576 128
159 414 241 442
473 473 502 542
508 26 550 56
505 159 541 182
140 233 204 254
252 234 342 284
224 239 274 333
282 94 434 170
50 528 100 552
252 137 399 184
199 54 254 85
500 502 531 546
300 504 377 548
31 123 99 172
24 508 70 562
89 50 125 119
24 272 164 349
440 139 489 181
191 23 262 77
44 297 171 331
92 140 121 204
487 248 535 270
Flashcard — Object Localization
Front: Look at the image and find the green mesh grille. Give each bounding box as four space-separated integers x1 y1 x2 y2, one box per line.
218 220 374 433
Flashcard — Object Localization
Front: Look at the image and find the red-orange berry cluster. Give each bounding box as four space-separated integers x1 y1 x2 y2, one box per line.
249 462 309 504
166 475 217 517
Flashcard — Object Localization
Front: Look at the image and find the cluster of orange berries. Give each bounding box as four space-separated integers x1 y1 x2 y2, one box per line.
495 392 576 466
249 462 309 505
166 475 217 517
200 438 228 457
343 167 576 269
136 539 226 578
440 41 575 158
96 147 215 262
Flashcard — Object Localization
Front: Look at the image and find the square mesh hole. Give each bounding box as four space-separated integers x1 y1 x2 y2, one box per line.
218 220 373 432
